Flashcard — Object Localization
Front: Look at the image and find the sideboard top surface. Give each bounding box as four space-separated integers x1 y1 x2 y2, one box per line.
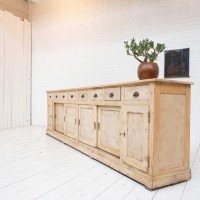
47 78 193 93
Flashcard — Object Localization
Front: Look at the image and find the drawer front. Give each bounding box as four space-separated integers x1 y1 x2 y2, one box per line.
124 85 150 101
78 91 88 101
48 93 53 100
53 92 61 100
89 89 103 101
60 92 67 100
103 87 120 101
68 91 77 100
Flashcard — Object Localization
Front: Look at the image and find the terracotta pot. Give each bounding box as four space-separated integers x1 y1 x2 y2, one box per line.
137 62 159 80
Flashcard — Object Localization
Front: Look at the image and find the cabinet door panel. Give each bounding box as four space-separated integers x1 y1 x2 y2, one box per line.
54 103 64 133
64 104 77 139
98 107 121 156
78 105 97 147
123 106 149 172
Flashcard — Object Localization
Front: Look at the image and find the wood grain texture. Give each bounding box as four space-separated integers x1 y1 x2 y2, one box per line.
122 105 149 172
64 104 77 139
78 105 97 147
47 80 192 189
54 103 64 133
98 106 121 156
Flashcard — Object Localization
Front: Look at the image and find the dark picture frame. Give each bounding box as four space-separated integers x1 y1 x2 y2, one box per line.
164 48 189 78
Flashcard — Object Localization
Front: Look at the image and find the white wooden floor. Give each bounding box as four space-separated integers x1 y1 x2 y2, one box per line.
0 127 199 200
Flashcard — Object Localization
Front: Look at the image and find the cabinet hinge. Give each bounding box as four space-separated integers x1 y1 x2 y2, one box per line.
75 118 76 124
64 116 65 121
55 114 56 119
78 119 80 125
148 111 150 124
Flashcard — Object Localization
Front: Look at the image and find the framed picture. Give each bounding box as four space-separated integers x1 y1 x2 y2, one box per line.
164 48 189 78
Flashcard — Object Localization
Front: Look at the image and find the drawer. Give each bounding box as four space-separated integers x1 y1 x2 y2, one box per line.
60 92 67 100
48 93 53 100
124 85 150 101
53 92 61 100
68 91 77 100
78 91 88 101
89 89 103 101
103 87 120 101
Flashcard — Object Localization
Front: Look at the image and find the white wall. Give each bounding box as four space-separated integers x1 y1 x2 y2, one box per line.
0 10 31 130
31 0 200 140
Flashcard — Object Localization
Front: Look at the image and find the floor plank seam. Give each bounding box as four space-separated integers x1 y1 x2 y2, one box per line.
32 164 99 200
92 176 123 200
0 154 82 190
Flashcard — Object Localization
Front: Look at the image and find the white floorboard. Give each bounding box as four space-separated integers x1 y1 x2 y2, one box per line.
0 127 199 200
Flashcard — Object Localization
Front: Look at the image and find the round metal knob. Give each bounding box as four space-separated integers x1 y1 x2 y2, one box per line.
133 91 139 97
49 95 51 98
81 94 84 98
94 94 98 98
55 95 58 98
109 93 114 98
62 95 65 98
71 95 73 98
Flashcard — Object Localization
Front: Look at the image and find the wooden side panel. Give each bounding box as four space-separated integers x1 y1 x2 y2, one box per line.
55 103 64 133
48 104 53 117
0 10 4 129
3 11 12 129
23 19 31 126
155 92 187 174
98 106 121 156
64 104 77 139
123 105 149 172
0 11 31 130
78 105 97 147
47 117 52 130
11 12 24 128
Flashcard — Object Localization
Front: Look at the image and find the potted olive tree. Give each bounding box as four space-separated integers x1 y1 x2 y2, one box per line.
124 38 166 80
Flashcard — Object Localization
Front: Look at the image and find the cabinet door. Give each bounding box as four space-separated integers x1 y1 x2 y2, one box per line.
54 103 64 133
78 105 97 147
98 106 121 156
64 104 77 139
122 105 149 172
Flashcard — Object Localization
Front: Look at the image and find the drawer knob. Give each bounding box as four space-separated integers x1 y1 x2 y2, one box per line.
81 94 84 98
109 92 114 98
71 95 73 98
55 95 58 98
62 95 65 98
133 92 139 97
94 94 98 98
49 95 51 98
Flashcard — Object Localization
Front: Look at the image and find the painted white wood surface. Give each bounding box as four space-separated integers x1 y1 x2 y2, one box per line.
0 126 199 200
0 10 31 130
0 9 4 129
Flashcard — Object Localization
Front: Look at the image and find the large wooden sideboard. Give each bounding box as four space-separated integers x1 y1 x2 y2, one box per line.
46 79 192 189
